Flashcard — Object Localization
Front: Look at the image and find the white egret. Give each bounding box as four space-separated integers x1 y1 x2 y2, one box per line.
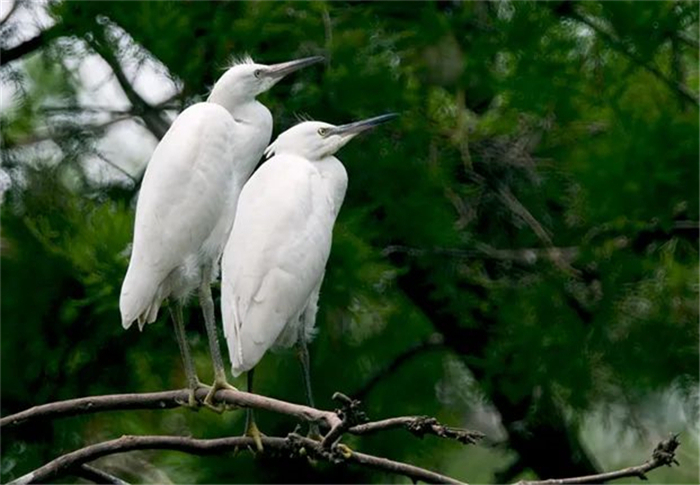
221 113 397 443
119 55 324 410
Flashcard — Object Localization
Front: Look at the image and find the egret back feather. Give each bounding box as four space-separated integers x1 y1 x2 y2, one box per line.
222 153 346 376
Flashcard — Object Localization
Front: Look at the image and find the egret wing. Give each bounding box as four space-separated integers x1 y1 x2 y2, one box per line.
120 102 237 328
222 154 336 375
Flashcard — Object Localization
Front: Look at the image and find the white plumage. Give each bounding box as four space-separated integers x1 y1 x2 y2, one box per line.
221 115 396 378
118 55 323 406
120 89 271 330
222 147 347 376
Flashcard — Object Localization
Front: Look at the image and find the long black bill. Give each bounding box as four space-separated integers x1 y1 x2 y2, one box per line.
332 113 399 136
265 56 324 79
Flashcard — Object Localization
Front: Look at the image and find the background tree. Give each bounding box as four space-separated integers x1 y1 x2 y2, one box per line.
1 1 698 483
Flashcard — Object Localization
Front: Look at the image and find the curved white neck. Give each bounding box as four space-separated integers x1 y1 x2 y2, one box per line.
315 157 348 217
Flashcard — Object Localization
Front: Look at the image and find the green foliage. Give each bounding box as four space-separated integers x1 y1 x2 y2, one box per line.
1 1 698 483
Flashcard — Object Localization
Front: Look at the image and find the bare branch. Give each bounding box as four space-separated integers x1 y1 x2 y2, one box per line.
321 392 369 449
10 434 467 485
0 388 482 448
73 464 130 485
0 388 341 431
350 416 484 445
86 23 171 141
517 434 681 485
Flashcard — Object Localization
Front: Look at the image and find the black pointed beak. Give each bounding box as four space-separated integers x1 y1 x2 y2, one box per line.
331 113 398 136
264 56 324 79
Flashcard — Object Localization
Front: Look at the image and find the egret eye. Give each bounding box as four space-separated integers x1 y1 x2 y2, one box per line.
318 128 328 137
254 69 262 78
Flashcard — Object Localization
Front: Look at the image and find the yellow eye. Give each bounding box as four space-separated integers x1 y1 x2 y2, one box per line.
318 128 328 136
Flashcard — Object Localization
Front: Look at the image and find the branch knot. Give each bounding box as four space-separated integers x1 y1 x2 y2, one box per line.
652 434 681 467
332 392 369 427
407 416 484 445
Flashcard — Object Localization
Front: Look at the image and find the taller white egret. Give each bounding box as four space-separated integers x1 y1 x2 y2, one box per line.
221 113 397 442
119 55 324 409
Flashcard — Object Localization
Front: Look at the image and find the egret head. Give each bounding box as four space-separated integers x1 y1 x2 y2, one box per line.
208 55 324 108
265 113 398 161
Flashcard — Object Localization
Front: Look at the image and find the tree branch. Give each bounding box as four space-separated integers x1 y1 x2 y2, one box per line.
517 434 681 485
350 416 484 445
9 434 466 485
86 23 171 141
8 432 680 485
0 388 341 431
0 388 482 448
73 464 130 485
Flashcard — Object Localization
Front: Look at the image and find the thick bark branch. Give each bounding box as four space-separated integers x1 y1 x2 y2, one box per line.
9 434 466 485
8 432 679 485
0 388 482 447
0 388 341 431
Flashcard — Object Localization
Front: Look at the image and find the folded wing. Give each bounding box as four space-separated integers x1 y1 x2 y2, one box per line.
222 154 336 376
120 103 237 329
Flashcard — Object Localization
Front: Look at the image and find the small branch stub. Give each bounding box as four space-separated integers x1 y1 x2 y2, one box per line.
407 416 484 445
321 392 370 449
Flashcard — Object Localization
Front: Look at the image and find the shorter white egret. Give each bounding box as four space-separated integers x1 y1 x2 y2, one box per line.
221 113 397 444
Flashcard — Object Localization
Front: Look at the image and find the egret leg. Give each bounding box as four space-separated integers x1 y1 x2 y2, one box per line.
244 369 264 452
170 304 202 409
198 271 238 412
297 340 321 440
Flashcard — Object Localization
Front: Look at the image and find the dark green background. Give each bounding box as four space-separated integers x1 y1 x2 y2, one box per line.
1 1 698 483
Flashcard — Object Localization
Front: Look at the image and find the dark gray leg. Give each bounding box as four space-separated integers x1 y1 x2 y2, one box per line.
170 303 200 408
297 339 321 438
244 369 263 451
199 267 237 411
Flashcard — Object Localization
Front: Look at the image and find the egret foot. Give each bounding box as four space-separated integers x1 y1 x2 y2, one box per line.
336 443 353 459
175 382 209 410
203 377 238 413
246 419 265 452
234 419 265 455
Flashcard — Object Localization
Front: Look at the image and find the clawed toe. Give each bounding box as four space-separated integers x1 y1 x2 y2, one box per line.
246 421 265 453
176 385 206 410
203 378 239 412
336 443 353 459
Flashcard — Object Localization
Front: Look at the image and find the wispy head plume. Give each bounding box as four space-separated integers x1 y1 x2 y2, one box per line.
293 112 315 123
228 53 255 67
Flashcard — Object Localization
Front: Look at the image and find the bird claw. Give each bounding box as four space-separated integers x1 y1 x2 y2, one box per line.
246 420 265 453
335 443 353 459
234 421 265 455
176 385 208 410
203 378 238 413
